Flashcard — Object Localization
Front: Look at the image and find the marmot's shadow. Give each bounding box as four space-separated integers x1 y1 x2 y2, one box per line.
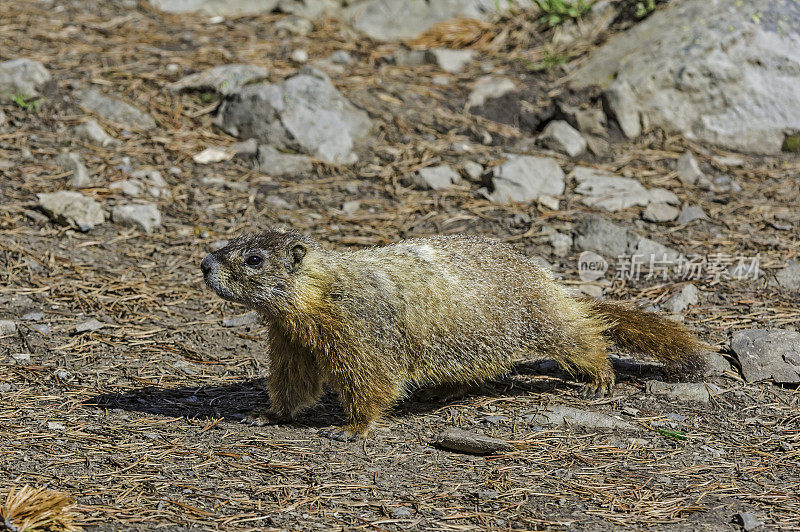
85 358 665 427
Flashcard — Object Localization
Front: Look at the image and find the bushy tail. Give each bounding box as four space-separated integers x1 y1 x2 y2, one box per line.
579 298 711 377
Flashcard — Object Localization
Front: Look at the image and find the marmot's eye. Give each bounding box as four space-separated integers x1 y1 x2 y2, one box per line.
245 255 263 267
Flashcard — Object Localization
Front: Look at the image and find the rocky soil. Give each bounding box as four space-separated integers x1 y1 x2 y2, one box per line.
1 0 798 530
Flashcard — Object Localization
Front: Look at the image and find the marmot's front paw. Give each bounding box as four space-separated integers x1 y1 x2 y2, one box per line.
242 408 291 426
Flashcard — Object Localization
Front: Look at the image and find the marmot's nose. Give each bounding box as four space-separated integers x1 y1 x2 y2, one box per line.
200 255 216 276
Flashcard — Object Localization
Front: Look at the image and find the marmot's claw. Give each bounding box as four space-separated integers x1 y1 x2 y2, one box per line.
318 426 360 442
579 381 613 399
242 409 290 426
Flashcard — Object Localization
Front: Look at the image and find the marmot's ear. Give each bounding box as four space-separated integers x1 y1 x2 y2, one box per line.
288 242 307 272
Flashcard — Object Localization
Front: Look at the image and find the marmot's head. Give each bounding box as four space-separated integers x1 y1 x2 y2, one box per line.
200 229 318 314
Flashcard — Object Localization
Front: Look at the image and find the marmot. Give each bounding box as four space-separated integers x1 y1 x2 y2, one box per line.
200 229 708 441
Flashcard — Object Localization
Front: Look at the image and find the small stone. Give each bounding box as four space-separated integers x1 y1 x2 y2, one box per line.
0 58 50 101
258 145 314 177
222 311 259 327
10 352 31 365
167 64 269 95
75 88 156 131
731 329 800 384
703 352 732 376
112 203 162 233
329 51 354 65
538 194 560 211
392 49 428 66
643 202 679 222
661 284 699 314
573 166 652 211
56 152 92 188
109 179 146 197
539 120 587 157
37 191 105 232
0 320 17 336
604 82 640 138
676 205 707 225
274 15 313 36
467 76 516 108
54 369 72 380
22 312 43 321
482 415 507 425
74 119 118 147
391 507 412 518
528 405 635 430
646 381 710 403
74 318 107 333
559 103 607 136
427 48 475 73
47 421 65 431
433 428 513 455
774 260 800 291
341 200 360 216
487 155 565 203
416 165 459 191
735 512 763 531
578 284 604 298
30 323 50 335
291 49 309 63
676 152 710 187
548 232 572 257
462 161 483 181
647 188 680 205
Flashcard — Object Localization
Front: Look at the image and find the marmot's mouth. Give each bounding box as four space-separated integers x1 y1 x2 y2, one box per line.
203 272 238 302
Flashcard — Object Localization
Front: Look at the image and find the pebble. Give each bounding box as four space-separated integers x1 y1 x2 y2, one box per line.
433 428 513 455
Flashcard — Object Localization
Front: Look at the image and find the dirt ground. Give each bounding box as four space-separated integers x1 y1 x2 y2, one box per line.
1 1 799 530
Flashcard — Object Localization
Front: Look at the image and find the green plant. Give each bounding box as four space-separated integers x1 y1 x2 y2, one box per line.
11 93 39 112
524 48 571 71
635 0 657 17
533 0 594 27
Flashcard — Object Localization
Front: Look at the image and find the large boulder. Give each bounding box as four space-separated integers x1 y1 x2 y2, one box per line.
569 0 800 154
731 329 800 384
216 72 372 164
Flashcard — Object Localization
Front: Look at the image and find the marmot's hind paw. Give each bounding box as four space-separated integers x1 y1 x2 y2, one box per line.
579 375 614 399
242 408 291 426
318 425 363 442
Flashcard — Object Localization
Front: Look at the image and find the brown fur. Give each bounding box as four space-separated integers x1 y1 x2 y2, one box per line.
200 229 708 440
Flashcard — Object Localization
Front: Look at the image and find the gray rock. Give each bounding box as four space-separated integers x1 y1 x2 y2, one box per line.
569 0 800 154
344 0 517 42
10 352 31 365
573 167 651 211
662 284 699 314
676 152 711 187
258 145 314 177
22 312 43 321
273 14 314 35
774 260 800 291
75 318 107 333
462 161 483 181
574 214 678 261
112 203 162 233
559 103 607 136
643 202 679 223
676 205 707 225
0 58 50 101
647 188 679 205
646 381 710 403
391 507 413 519
76 89 156 131
392 49 428 67
486 155 565 203
417 165 459 190
548 232 572 258
467 76 516 108
150 0 279 16
703 352 732 376
433 428 513 455
528 406 635 430
168 64 270 95
427 48 475 73
56 152 92 188
290 49 309 63
329 50 354 66
0 320 17 336
37 191 105 232
731 329 800 384
278 0 340 19
341 200 360 216
217 74 372 164
222 311 259 327
735 512 763 531
539 120 587 157
109 179 147 197
74 119 118 147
